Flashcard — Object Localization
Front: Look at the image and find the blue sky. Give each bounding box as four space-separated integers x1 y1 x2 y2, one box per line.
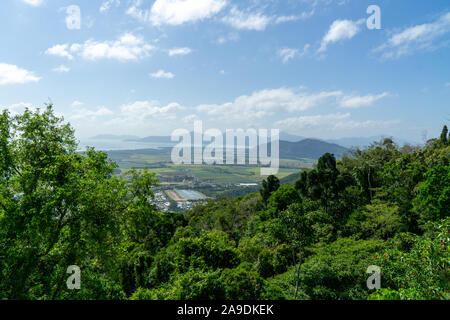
0 0 449 142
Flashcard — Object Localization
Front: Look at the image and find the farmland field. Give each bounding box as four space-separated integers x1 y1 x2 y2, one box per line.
108 149 313 185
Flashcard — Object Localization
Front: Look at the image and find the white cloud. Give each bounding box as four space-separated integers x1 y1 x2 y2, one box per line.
119 101 183 121
446 82 450 87
302 0 349 6
52 65 70 73
66 86 397 137
150 70 175 79
278 48 298 63
196 88 343 122
125 2 150 22
66 99 184 134
126 0 312 30
216 32 239 45
192 87 392 128
70 107 114 120
217 37 226 44
275 113 399 133
274 15 298 24
71 101 84 107
168 47 192 56
319 19 364 52
222 7 272 31
4 102 34 115
127 0 226 26
0 63 41 85
151 0 226 25
339 92 390 108
222 6 313 31
278 44 310 63
22 0 43 7
68 100 185 137
71 100 185 135
100 0 120 13
68 33 154 61
182 114 199 123
375 12 450 59
276 113 350 130
45 44 74 60
275 10 315 24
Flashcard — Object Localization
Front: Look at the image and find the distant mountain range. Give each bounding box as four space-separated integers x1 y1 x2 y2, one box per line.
126 136 174 143
273 133 418 148
89 134 141 141
279 139 348 159
279 132 305 142
325 136 420 148
89 132 418 149
122 133 306 144
102 139 348 162
88 132 420 162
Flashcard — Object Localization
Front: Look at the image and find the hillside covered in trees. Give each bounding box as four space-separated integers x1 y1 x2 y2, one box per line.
0 106 448 300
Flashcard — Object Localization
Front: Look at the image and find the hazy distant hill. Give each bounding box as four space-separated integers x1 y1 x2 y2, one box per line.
90 133 416 150
279 132 305 142
105 138 348 162
92 132 417 150
280 172 302 185
326 136 420 148
89 134 140 140
96 132 305 144
124 136 174 143
279 139 348 160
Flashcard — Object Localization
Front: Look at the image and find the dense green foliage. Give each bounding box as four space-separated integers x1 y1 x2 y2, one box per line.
0 107 448 300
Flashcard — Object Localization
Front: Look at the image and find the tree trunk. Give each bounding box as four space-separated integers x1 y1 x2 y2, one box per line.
368 166 373 200
293 250 302 299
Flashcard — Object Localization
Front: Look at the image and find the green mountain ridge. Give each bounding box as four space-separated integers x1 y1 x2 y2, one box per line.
104 138 349 162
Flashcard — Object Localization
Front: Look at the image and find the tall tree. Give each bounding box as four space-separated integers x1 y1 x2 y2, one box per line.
296 153 342 214
440 125 448 144
271 203 313 299
260 175 280 204
413 164 450 224
0 105 161 299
